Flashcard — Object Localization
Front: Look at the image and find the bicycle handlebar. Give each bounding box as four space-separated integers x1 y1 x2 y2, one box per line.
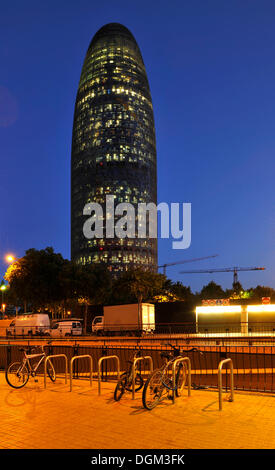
19 340 52 354
165 343 204 356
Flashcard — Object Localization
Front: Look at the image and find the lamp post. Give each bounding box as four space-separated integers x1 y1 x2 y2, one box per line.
3 254 17 315
0 283 7 315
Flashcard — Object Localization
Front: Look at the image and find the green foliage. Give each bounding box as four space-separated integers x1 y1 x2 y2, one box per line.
4 247 275 314
200 281 225 300
4 247 112 315
249 285 275 302
165 280 193 300
109 268 166 305
5 247 65 310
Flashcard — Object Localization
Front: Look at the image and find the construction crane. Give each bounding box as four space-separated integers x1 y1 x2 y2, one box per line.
179 266 265 288
158 255 218 276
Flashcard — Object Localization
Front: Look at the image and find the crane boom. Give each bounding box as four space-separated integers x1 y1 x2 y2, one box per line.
179 266 265 288
179 267 265 274
158 254 218 275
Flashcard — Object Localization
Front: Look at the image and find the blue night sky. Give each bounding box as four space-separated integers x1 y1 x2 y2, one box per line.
0 0 274 292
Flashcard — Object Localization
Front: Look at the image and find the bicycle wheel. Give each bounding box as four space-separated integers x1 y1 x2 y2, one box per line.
175 362 187 397
46 359 56 382
114 374 128 401
142 369 165 410
125 372 144 392
5 362 29 389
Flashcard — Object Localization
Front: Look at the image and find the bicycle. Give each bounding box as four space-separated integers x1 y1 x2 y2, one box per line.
114 347 144 401
5 342 56 389
142 344 202 410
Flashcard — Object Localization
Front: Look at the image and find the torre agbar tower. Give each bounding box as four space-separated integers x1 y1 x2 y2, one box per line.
71 23 157 274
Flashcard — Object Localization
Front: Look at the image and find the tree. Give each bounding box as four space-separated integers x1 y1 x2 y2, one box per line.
200 281 225 299
166 281 193 301
111 269 166 327
232 281 243 295
152 279 194 303
5 247 66 313
77 264 112 333
249 285 275 303
4 247 113 323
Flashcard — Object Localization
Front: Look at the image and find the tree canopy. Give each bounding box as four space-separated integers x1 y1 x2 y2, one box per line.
3 247 275 317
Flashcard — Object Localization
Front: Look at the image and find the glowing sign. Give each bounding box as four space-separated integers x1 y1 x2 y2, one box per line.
247 305 275 313
202 299 230 306
196 306 242 315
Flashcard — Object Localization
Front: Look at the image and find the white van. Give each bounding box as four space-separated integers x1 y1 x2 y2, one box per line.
6 313 50 336
44 319 83 338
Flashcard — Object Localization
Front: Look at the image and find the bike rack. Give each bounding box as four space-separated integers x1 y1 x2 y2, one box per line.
44 354 68 389
172 357 191 404
218 358 234 411
70 355 93 392
98 355 120 395
132 356 154 400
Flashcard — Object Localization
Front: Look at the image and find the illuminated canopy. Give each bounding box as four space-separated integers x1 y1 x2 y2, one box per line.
196 304 275 315
196 306 242 314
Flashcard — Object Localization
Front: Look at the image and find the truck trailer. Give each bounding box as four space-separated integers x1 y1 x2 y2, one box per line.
92 303 155 336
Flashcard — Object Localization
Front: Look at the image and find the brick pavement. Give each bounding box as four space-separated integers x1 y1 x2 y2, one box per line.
0 372 275 449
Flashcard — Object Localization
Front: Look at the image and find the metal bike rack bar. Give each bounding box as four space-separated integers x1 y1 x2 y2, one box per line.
70 355 93 392
98 355 120 395
218 358 234 411
172 357 191 404
132 356 154 400
44 354 68 389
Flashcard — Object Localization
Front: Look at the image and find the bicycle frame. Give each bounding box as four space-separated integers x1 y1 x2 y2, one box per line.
160 357 180 391
160 345 202 392
126 349 142 373
116 349 142 388
158 348 191 393
22 349 46 375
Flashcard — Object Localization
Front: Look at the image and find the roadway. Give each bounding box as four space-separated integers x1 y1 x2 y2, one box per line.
2 332 275 346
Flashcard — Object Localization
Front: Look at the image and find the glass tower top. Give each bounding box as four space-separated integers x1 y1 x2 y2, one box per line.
71 23 157 274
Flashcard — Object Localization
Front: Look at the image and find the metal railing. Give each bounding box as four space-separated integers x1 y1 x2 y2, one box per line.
131 356 153 400
172 357 191 404
44 354 68 389
218 358 234 411
70 355 93 392
98 355 120 395
2 342 275 394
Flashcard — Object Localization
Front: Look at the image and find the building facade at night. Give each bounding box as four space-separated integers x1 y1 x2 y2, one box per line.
71 23 157 274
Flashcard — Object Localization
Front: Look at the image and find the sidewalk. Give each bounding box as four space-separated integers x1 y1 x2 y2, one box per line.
0 372 275 449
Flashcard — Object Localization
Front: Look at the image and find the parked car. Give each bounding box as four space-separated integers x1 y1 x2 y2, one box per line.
44 319 83 337
6 313 50 336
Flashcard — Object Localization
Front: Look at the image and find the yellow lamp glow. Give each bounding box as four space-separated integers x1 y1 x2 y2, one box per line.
196 306 242 314
247 305 275 313
5 254 15 263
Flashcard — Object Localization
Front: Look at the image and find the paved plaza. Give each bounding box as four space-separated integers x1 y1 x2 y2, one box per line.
0 372 275 449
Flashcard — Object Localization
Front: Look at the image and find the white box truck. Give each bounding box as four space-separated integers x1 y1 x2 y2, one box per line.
6 313 50 336
92 303 155 336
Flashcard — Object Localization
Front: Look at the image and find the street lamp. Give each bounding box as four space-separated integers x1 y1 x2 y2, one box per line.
5 254 15 264
0 283 7 314
2 254 17 316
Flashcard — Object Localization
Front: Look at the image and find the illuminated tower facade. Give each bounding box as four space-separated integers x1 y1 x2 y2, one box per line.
71 23 157 274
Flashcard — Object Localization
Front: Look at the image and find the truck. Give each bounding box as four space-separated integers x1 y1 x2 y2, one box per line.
91 303 155 336
6 313 50 336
